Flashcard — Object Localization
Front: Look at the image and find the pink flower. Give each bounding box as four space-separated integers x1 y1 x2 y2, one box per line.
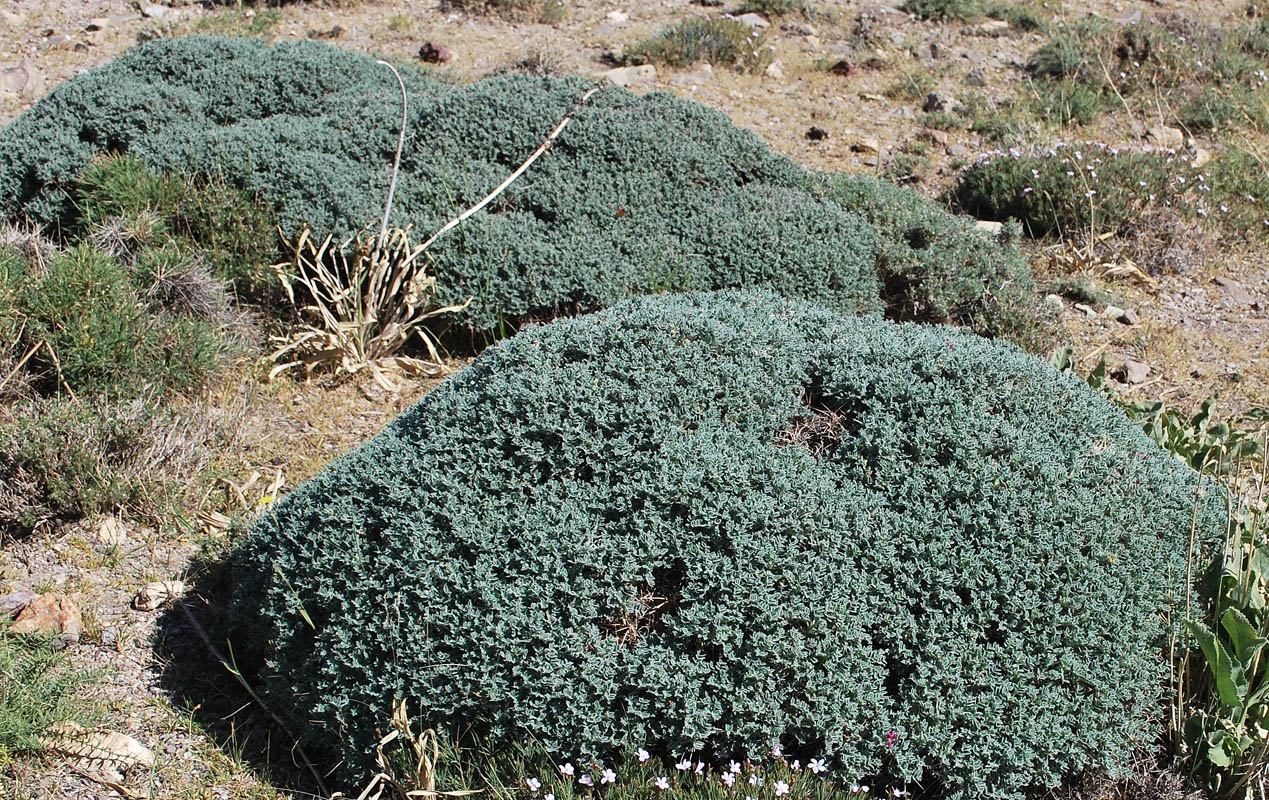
729 761 742 774
601 769 617 785
527 778 542 792
771 745 783 758
721 773 737 787
775 781 790 796
579 775 594 787
675 759 692 771
545 794 555 800
560 763 575 777
808 759 827 775
654 777 670 791
885 731 898 749
638 748 651 764
791 760 801 772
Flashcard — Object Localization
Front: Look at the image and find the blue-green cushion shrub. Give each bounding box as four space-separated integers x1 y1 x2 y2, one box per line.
0 36 1036 337
230 289 1222 798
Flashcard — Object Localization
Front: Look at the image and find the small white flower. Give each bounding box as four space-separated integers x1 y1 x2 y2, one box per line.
1085 190 1096 198
579 775 594 787
721 773 736 787
775 781 790 797
527 778 542 793
545 794 555 800
695 763 705 776
808 759 827 775
675 759 692 772
790 760 801 772
771 745 783 758
654 777 670 791
638 748 651 764
749 775 763 786
730 761 742 774
560 763 575 778
601 769 617 785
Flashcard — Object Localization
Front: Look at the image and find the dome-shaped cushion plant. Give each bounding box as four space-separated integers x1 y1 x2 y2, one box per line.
231 290 1221 797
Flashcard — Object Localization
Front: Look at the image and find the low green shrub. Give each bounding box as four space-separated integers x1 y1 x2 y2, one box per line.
0 627 102 762
4 243 231 399
439 0 566 22
901 0 1047 29
73 155 277 299
231 289 1223 798
949 142 1269 247
619 17 772 72
0 396 222 534
0 35 1038 339
816 173 1040 341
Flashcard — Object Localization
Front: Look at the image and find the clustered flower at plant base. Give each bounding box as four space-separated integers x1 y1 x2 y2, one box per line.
522 745 909 800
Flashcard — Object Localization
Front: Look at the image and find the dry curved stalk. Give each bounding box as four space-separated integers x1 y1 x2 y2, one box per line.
336 699 482 800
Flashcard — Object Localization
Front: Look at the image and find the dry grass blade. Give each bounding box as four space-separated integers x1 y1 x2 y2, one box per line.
338 699 482 800
269 226 470 391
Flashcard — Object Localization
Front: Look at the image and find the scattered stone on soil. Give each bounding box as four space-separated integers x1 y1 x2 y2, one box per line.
964 67 986 86
968 20 1011 37
923 92 955 113
735 13 769 29
765 60 784 79
11 592 82 639
602 64 655 87
974 220 1003 235
828 59 855 77
132 580 185 612
1146 124 1184 149
1120 308 1141 325
0 589 37 617
1215 276 1255 307
1 59 43 97
1044 294 1065 311
852 137 880 154
308 25 345 40
806 126 829 141
1114 360 1151 385
1103 304 1126 321
96 516 129 547
1192 147 1212 168
418 41 453 63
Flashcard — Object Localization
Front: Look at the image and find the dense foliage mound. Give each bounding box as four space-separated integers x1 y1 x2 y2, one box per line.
232 290 1222 798
0 36 1034 337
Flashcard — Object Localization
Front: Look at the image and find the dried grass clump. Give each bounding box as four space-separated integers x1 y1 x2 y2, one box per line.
269 227 468 391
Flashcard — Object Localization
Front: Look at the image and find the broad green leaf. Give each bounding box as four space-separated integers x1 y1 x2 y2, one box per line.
1223 607 1266 673
1188 618 1247 708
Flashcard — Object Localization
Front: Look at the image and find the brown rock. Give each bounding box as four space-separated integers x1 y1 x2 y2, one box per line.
418 41 454 64
1119 308 1141 325
922 92 955 113
852 137 881 154
828 59 855 77
11 593 82 639
806 126 829 141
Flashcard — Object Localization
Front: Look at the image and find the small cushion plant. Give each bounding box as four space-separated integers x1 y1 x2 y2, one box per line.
231 289 1223 798
0 36 1033 338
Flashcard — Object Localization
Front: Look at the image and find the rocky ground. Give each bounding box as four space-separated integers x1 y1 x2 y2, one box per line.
0 1 1265 798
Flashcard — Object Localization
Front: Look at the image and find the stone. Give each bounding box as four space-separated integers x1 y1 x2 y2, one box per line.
1119 308 1141 325
852 137 881 154
1214 276 1255 307
921 128 949 146
1043 294 1064 311
141 5 172 20
806 126 829 141
922 91 955 113
0 59 43 97
1146 125 1184 149
1 10 25 26
133 581 185 612
601 64 655 88
308 26 346 40
735 13 770 29
0 590 37 618
964 67 986 87
1191 147 1212 168
1102 304 1126 320
418 41 454 64
862 5 910 24
968 19 1011 36
96 516 129 547
85 17 110 32
946 143 969 157
10 593 82 639
605 10 628 23
828 59 855 77
1072 303 1097 318
764 59 785 79
1114 360 1150 385
974 220 1003 235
